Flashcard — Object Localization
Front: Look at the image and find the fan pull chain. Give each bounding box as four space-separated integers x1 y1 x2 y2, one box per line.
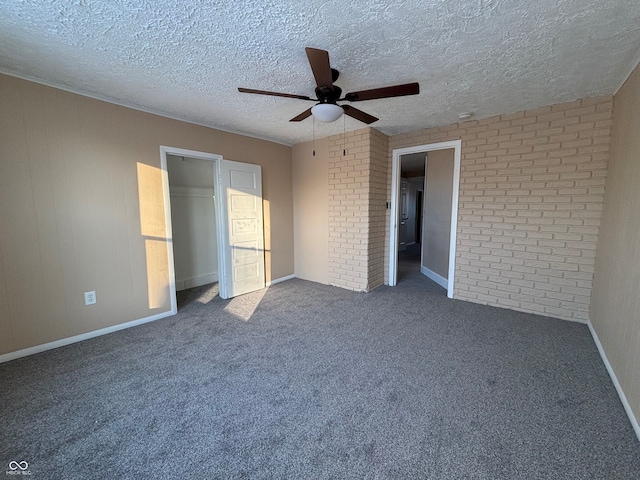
343 113 346 156
312 117 316 156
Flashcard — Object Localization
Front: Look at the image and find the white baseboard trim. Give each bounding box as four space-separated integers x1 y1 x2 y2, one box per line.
587 320 640 442
266 274 295 286
176 273 219 291
420 265 448 289
1 275 296 363
0 310 175 364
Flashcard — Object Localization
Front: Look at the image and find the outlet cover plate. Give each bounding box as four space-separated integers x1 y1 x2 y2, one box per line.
84 291 96 305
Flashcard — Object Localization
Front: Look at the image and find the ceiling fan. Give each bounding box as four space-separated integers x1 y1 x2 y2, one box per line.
238 47 420 125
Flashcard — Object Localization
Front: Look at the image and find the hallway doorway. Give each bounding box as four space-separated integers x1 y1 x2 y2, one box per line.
389 140 461 298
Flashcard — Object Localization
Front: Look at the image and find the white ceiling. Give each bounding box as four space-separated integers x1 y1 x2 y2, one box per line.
1 1 639 146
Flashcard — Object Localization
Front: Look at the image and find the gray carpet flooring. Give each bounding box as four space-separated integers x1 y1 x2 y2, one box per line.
1 252 639 479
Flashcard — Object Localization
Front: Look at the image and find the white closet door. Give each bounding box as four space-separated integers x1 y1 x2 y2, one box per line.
217 159 265 299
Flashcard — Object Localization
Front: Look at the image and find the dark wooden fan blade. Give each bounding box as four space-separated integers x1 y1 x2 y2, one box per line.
342 105 378 124
305 47 334 90
344 82 419 102
238 87 314 101
290 108 313 122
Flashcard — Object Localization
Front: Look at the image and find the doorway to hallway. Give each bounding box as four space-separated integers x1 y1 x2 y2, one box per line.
389 140 461 298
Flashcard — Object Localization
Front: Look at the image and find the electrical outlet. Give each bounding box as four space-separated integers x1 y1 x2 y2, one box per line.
84 291 96 305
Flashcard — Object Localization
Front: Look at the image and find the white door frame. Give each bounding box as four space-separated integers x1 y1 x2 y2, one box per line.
160 146 224 314
389 140 461 298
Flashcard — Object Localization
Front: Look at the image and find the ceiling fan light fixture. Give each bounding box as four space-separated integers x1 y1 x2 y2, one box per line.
311 103 343 123
238 48 418 125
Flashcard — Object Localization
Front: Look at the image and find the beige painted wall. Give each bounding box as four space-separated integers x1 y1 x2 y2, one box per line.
405 177 424 245
292 138 330 284
0 74 293 355
388 96 612 322
422 149 454 279
169 186 218 290
590 62 640 425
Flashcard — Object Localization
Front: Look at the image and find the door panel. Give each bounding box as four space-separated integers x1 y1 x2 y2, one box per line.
218 160 265 299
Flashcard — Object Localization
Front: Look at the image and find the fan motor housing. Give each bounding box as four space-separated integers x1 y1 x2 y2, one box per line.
316 85 342 104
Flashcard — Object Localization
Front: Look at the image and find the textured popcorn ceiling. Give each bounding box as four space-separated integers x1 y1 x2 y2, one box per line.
1 1 639 145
